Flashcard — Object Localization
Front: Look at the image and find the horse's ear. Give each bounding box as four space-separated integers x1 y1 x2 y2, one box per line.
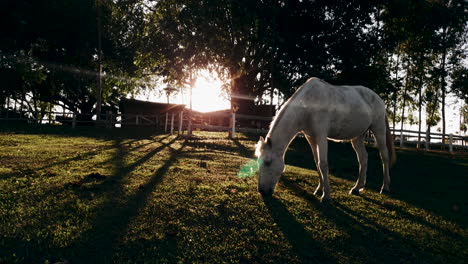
255 137 265 157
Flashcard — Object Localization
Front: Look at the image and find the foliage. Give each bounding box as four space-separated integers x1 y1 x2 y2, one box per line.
451 66 468 104
381 0 467 133
0 0 467 133
0 0 147 115
459 104 468 133
139 0 393 102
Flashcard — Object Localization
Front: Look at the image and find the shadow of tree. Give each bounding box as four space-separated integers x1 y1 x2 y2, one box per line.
283 136 468 227
360 195 464 240
232 138 253 158
59 136 186 263
262 195 338 264
0 123 165 140
278 177 447 263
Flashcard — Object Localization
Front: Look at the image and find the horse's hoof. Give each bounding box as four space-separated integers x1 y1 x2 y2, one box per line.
320 196 332 204
380 189 391 195
349 189 360 196
314 189 323 197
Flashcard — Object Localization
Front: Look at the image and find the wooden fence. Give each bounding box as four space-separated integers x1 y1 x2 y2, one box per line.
1 109 467 152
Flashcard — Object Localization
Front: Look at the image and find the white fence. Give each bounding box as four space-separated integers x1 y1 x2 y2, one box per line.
1 109 467 152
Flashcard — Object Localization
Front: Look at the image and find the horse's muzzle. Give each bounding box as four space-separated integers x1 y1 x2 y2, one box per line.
258 187 274 196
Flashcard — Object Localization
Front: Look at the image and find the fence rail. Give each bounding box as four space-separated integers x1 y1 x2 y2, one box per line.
1 109 467 152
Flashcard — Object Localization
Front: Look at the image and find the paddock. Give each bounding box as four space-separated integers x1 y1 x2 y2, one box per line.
0 128 466 263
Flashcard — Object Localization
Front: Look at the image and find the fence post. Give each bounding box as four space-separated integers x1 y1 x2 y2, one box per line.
72 112 77 128
178 111 183 135
106 111 109 128
48 105 52 124
230 112 236 139
6 97 9 124
417 130 421 149
170 112 175 134
399 129 404 147
165 112 169 132
111 111 114 128
449 133 453 153
107 111 113 128
188 110 192 136
425 129 430 150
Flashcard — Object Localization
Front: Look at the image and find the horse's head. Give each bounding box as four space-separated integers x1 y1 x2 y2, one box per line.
255 136 285 196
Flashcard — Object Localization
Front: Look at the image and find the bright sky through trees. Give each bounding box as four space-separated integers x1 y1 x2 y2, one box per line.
190 71 230 113
137 70 230 113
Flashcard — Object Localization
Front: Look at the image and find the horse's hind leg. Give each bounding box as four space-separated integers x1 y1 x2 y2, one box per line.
372 127 391 194
350 135 368 195
306 135 323 196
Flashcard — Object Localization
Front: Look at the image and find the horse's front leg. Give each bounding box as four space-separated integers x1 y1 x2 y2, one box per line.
316 137 331 202
306 135 323 196
350 136 368 195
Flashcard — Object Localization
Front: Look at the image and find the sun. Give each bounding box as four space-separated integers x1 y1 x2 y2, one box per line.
191 71 230 113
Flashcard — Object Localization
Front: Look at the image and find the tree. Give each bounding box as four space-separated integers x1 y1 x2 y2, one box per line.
142 0 389 106
451 67 468 104
381 0 437 142
0 0 148 119
430 0 467 142
451 66 468 134
459 104 468 134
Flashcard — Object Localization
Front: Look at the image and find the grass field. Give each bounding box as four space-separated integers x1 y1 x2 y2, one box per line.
0 126 466 264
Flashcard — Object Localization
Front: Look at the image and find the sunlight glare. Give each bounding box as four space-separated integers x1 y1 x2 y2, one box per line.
238 158 260 178
191 71 230 113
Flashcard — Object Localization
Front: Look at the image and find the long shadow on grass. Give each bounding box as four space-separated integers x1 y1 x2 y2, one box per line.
232 138 253 158
0 133 172 181
360 195 464 240
280 177 458 263
262 196 338 264
386 150 468 226
1 123 165 140
93 134 173 169
234 134 466 227
63 136 185 263
182 137 253 159
36 141 138 172
285 136 468 227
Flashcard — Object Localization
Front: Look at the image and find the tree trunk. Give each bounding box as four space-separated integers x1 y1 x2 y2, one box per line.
20 97 24 115
417 81 423 149
399 62 410 147
392 97 397 134
392 48 400 135
417 65 424 149
270 71 275 116
187 71 195 137
96 0 103 121
426 98 438 150
440 46 447 146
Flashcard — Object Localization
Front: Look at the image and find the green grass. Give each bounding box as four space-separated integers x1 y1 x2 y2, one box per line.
0 126 466 264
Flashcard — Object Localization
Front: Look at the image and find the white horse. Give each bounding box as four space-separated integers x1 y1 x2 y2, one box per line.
255 77 396 202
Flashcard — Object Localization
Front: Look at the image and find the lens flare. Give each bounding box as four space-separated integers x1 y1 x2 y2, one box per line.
237 158 261 178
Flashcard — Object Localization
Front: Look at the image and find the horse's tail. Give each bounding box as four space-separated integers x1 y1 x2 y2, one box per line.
385 115 396 167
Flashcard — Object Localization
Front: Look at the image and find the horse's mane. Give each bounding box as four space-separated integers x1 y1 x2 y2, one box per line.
269 77 319 133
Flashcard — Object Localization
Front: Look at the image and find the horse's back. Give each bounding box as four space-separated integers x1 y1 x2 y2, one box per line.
299 78 386 140
303 79 385 115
